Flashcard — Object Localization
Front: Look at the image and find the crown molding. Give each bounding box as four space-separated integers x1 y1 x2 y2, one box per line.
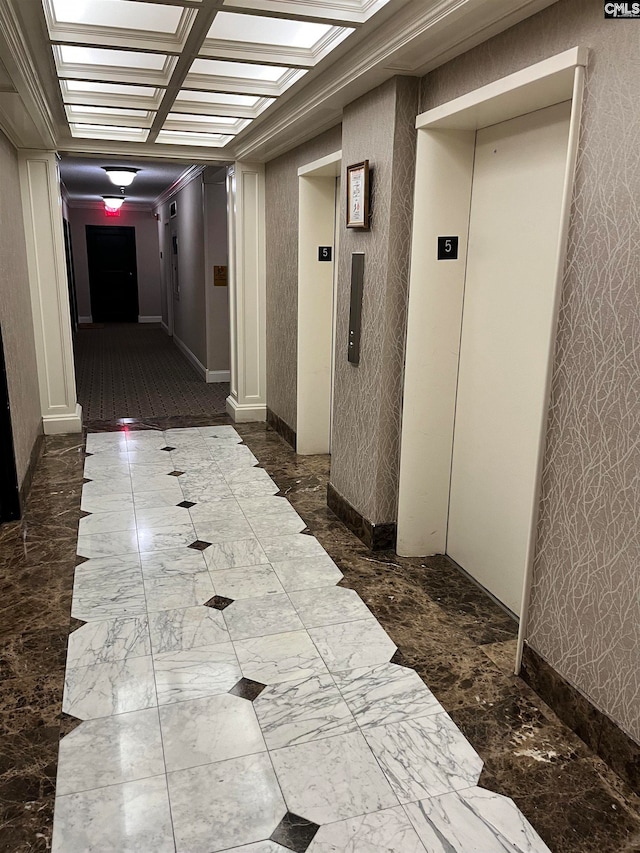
153 163 207 208
0 1 57 148
67 198 154 212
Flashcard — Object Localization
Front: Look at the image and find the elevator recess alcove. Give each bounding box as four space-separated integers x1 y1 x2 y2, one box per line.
397 47 587 667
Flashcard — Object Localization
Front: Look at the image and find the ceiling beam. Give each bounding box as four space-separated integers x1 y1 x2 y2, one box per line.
147 0 226 142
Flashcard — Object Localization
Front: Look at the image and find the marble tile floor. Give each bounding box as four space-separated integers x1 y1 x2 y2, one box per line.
1 417 640 851
51 425 552 852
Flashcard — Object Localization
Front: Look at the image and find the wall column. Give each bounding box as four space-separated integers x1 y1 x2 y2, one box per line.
226 161 267 422
19 150 82 434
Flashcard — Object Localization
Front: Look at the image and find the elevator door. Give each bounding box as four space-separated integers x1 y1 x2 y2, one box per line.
446 101 571 615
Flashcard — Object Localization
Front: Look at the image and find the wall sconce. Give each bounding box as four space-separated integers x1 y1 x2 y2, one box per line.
102 167 139 187
103 196 125 212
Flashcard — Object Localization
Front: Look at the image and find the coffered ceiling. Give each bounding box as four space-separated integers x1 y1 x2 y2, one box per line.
0 0 560 162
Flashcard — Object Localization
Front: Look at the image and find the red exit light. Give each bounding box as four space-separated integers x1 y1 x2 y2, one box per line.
105 208 121 217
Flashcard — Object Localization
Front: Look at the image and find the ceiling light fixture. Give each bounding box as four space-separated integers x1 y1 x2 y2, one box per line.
103 196 125 211
102 167 139 187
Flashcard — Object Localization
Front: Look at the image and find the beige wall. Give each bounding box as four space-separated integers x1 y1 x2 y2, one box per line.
69 206 161 320
265 125 342 432
156 172 230 373
420 0 640 747
330 77 418 524
0 130 41 484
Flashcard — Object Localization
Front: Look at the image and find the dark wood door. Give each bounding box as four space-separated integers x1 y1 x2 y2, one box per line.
0 325 20 523
86 225 139 323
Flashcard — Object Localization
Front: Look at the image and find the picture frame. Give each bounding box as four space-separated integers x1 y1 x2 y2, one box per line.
346 160 370 230
170 200 177 218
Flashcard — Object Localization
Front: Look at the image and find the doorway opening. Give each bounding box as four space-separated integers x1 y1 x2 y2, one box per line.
296 151 342 455
86 225 139 323
397 48 587 666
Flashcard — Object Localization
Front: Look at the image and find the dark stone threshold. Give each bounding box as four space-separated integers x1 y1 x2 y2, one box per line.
19 430 44 514
522 643 640 795
266 408 296 450
326 482 396 551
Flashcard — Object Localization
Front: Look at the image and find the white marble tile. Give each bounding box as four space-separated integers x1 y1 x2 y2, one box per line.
188 498 245 524
271 555 343 592
153 641 241 705
85 433 129 453
259 533 326 562
204 537 269 571
72 560 146 622
76 529 139 559
224 845 289 853
52 774 174 853
180 477 234 503
63 656 157 720
309 619 397 672
226 468 279 498
143 571 215 613
66 616 150 668
289 586 373 628
84 459 130 479
248 512 306 538
254 673 357 749
234 630 330 685
364 713 483 802
404 788 552 852
81 492 134 514
309 806 427 853
160 693 266 772
214 447 259 473
125 449 176 466
137 523 197 553
148 606 229 654
193 517 255 545
56 708 164 795
134 504 191 529
167 753 286 853
125 432 168 450
130 472 184 494
198 425 242 441
133 490 186 510
332 663 443 729
211 565 284 600
140 547 208 578
237 495 295 517
81 477 133 498
270 731 398 825
78 509 136 536
224 594 304 640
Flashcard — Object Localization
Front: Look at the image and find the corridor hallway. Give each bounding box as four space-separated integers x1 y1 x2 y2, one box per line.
1 418 639 851
74 324 229 423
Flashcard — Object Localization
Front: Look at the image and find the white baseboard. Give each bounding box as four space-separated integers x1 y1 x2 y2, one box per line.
206 370 231 383
173 333 207 380
42 403 83 435
78 315 92 324
226 395 267 422
138 315 162 324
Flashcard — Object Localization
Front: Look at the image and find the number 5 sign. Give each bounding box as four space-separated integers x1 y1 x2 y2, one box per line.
437 236 459 260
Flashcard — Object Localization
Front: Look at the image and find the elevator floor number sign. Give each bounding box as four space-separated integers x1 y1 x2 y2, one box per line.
438 236 459 260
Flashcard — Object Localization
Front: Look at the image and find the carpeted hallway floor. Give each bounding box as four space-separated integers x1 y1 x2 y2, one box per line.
74 324 230 421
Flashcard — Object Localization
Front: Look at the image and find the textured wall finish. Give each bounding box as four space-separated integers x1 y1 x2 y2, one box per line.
0 130 42 484
265 125 342 433
330 77 418 524
421 0 640 744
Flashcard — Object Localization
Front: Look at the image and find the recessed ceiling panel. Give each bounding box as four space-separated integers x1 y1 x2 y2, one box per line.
174 89 274 118
164 112 251 134
61 80 165 110
207 12 332 48
70 123 150 142
65 104 155 128
49 0 184 33
186 59 306 96
59 45 168 70
54 45 176 86
221 0 392 25
155 129 234 147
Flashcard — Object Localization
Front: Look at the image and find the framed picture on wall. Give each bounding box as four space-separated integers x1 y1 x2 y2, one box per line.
170 200 177 218
346 160 370 230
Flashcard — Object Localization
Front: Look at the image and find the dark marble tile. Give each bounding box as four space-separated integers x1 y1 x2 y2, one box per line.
0 727 58 803
599 714 640 797
0 673 65 737
270 812 320 852
327 482 396 551
481 638 519 676
266 408 297 450
205 595 233 610
0 628 69 681
0 797 54 852
229 678 267 702
178 500 196 509
188 540 211 551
